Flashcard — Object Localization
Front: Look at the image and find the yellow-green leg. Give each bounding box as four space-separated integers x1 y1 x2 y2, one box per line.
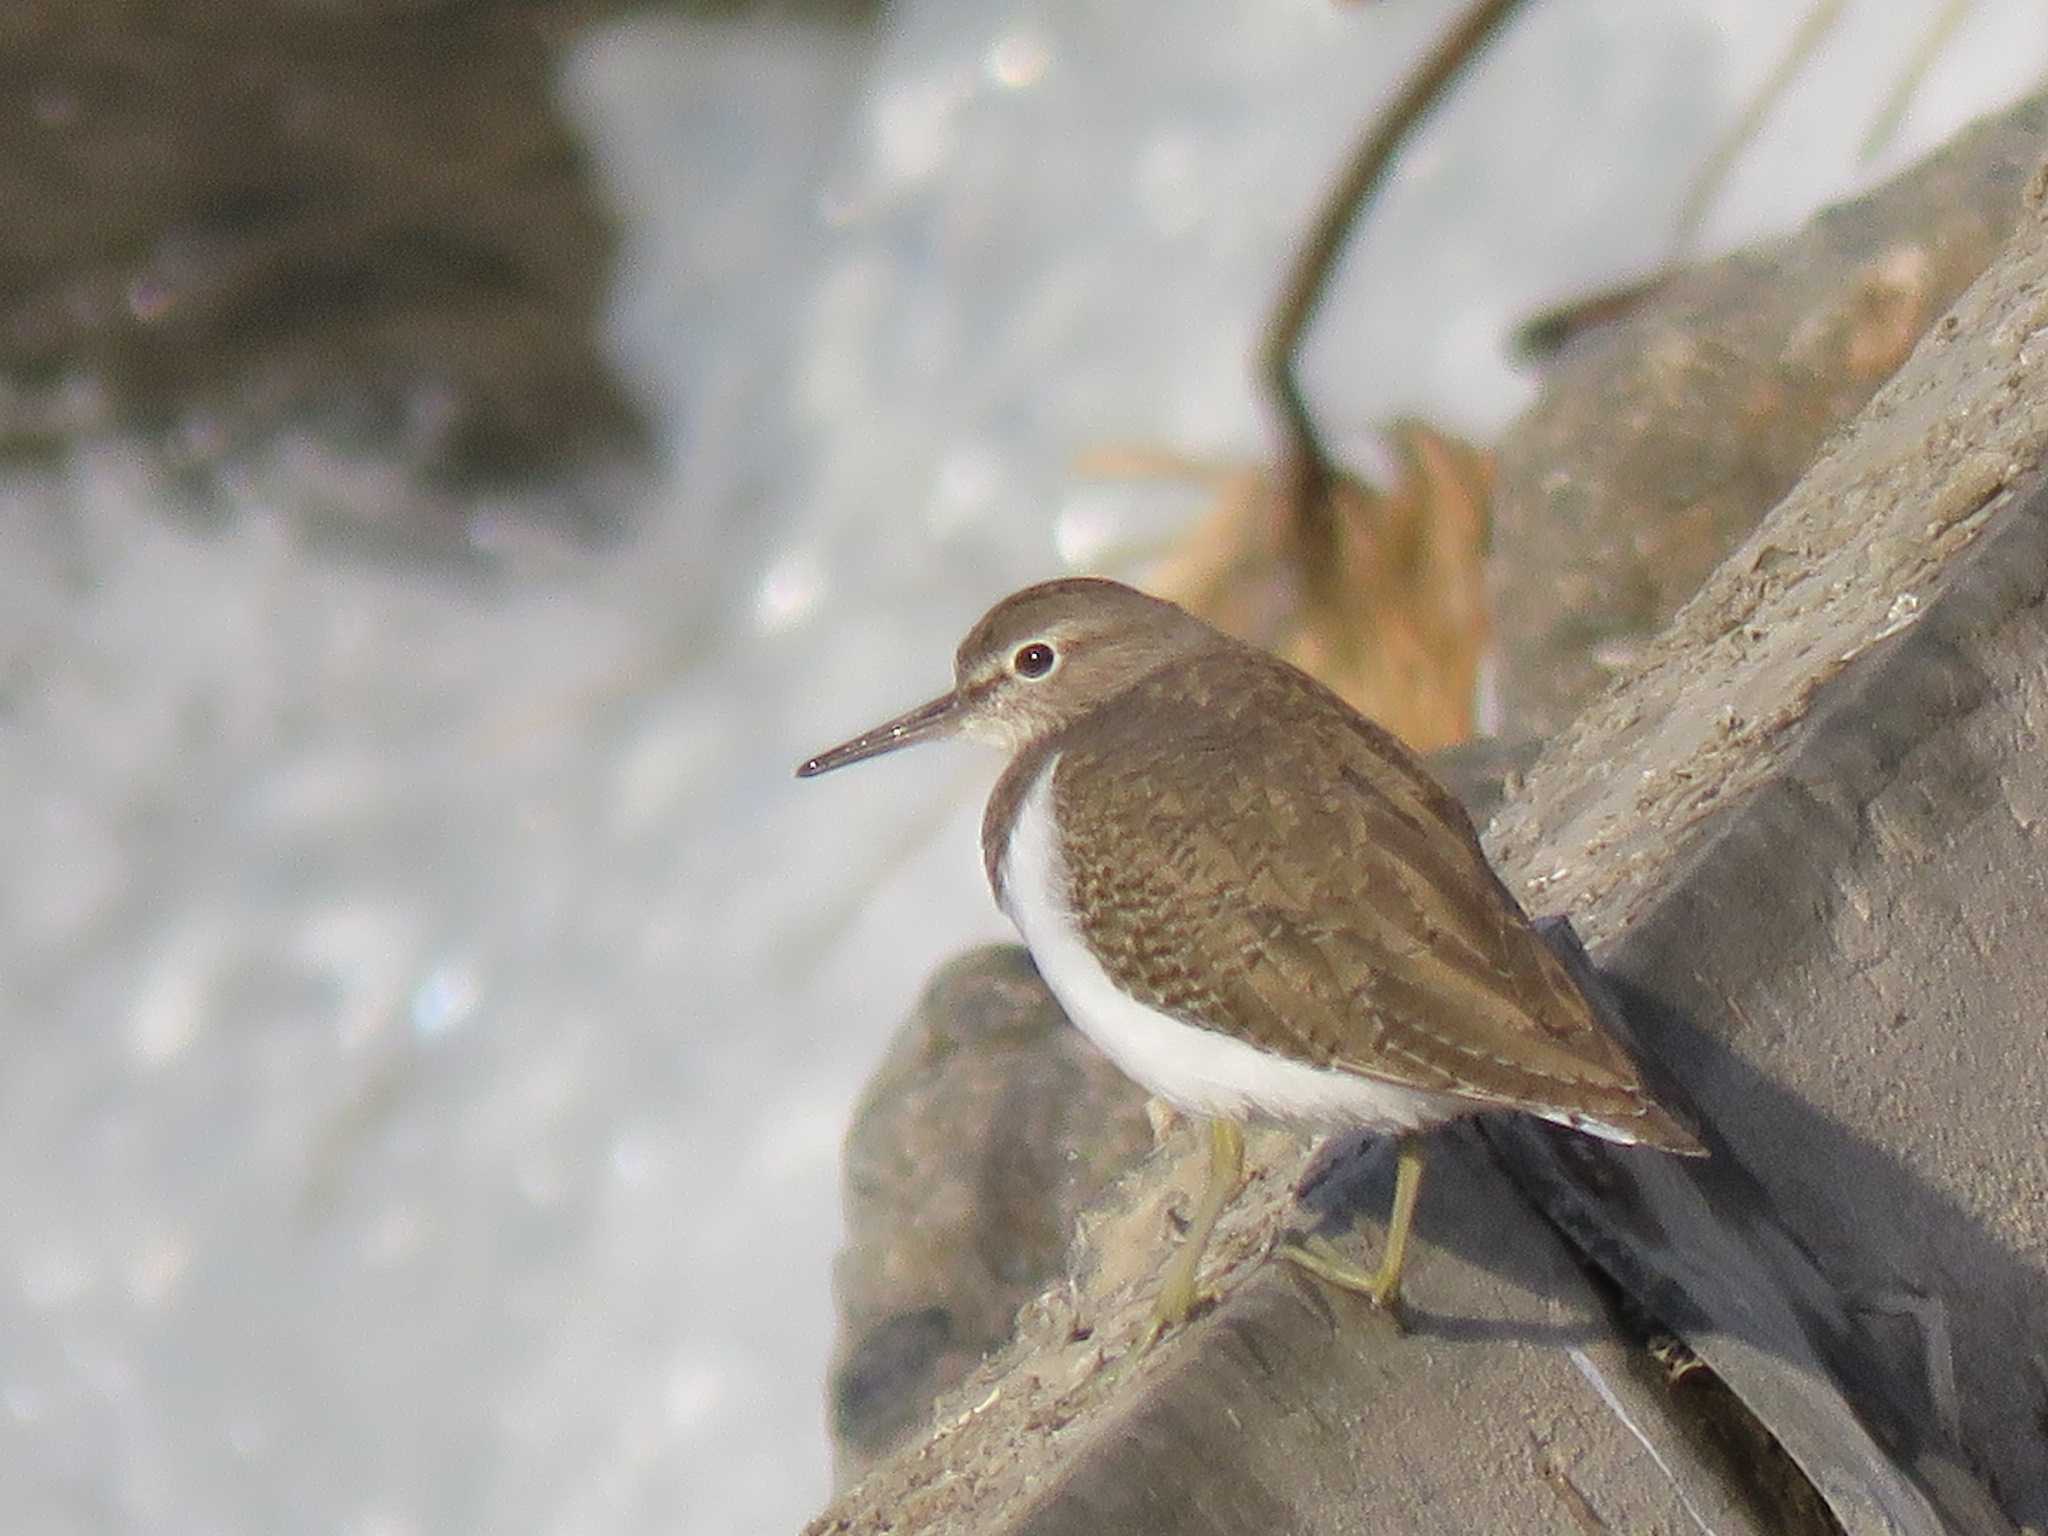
1278 1133 1426 1315
1138 1116 1244 1350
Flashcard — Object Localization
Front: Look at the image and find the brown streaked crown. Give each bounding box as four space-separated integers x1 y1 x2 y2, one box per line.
795 578 1217 781
947 578 1218 754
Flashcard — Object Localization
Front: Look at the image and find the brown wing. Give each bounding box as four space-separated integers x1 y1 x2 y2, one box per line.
1053 645 1691 1142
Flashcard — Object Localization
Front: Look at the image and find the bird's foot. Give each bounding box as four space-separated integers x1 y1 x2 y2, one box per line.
1274 1232 1407 1329
1131 1249 1209 1356
1129 1117 1245 1358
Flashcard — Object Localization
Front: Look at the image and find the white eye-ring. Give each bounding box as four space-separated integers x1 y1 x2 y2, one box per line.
1012 641 1057 679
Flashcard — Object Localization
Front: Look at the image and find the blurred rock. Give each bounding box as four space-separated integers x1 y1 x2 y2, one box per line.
1491 89 2048 738
1421 732 1538 829
829 945 1154 1482
0 0 661 533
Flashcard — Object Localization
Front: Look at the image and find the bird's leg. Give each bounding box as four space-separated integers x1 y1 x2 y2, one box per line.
1277 1133 1426 1316
1138 1116 1245 1350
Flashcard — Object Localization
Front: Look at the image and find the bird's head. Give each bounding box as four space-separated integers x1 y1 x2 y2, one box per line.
796 577 1214 777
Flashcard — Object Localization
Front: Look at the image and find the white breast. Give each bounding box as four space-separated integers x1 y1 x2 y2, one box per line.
999 758 1468 1132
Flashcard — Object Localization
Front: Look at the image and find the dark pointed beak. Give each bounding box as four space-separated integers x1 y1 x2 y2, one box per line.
796 688 966 778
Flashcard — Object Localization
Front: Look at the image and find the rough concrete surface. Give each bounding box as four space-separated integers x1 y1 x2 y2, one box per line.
1492 925 2013 1536
1487 155 2048 1524
813 1124 1788 1536
1491 90 2048 739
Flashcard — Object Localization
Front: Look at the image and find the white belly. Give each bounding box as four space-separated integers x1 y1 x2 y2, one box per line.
1000 760 1468 1132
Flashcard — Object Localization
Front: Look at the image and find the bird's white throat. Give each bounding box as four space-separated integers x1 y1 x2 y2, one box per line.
998 757 1469 1132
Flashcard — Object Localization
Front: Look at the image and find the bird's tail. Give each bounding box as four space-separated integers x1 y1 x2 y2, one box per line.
1550 1095 1708 1157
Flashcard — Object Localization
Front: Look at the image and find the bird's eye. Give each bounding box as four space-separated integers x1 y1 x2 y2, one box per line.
1012 642 1057 679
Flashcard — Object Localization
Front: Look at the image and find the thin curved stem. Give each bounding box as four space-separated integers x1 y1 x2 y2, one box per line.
1259 0 1531 574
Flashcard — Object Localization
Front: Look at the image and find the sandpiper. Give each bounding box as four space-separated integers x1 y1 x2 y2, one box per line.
799 577 1703 1344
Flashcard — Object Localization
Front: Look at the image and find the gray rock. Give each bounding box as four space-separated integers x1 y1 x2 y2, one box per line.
1492 90 2048 739
829 946 1154 1482
809 95 2048 1536
1488 163 2048 1522
0 0 655 532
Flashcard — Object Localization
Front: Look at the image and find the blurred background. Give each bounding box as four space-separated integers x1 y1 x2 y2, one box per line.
3 1 2043 1532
